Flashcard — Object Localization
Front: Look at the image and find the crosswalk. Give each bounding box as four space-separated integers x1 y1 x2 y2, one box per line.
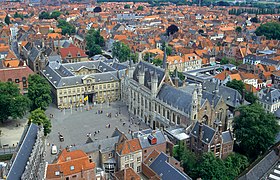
268 164 280 180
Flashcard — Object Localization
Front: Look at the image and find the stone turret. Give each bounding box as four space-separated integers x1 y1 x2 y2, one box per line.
191 87 198 121
198 83 202 108
128 57 134 79
138 65 145 85
151 69 158 98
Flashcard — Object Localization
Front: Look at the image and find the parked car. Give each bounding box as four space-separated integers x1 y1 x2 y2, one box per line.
51 145 57 155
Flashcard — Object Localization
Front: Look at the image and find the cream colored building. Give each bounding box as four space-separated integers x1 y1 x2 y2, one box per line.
41 60 123 108
167 53 202 72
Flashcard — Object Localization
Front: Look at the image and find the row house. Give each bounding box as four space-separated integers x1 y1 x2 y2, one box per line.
190 121 234 159
167 53 202 72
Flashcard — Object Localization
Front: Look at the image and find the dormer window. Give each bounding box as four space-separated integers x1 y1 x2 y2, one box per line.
70 166 74 171
77 52 81 57
68 53 72 58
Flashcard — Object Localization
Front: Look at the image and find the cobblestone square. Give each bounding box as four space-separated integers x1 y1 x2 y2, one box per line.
45 101 150 163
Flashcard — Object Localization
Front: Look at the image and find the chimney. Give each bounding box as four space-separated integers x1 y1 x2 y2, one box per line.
174 67 179 88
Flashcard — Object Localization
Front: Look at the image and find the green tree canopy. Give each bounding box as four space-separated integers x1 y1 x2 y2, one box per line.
137 5 144 10
152 58 162 66
14 12 24 20
4 15 10 25
86 28 104 57
112 41 131 62
28 108 51 136
57 19 76 35
124 4 130 9
28 74 51 111
235 26 242 33
0 82 30 123
233 103 280 160
226 79 244 95
226 79 258 104
255 22 280 40
39 11 61 20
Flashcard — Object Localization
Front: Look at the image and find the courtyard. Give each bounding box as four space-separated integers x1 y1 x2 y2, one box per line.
45 101 150 163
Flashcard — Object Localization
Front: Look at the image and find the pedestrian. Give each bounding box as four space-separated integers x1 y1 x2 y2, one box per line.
98 130 100 133
95 131 97 134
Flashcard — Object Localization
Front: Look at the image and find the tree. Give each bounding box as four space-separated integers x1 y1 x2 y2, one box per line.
39 11 50 19
226 79 244 95
166 24 179 36
0 82 30 123
124 4 130 9
161 42 172 56
220 57 229 65
224 153 249 179
152 58 162 66
198 29 204 34
235 26 242 33
250 16 259 23
57 19 76 35
86 28 104 57
137 5 144 11
50 10 61 20
28 108 51 136
14 12 24 20
4 15 10 25
233 104 280 160
193 152 227 180
255 22 280 40
28 74 51 111
245 91 258 104
112 41 131 62
93 6 102 13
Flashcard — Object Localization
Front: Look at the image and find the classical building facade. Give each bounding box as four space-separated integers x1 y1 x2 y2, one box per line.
41 60 124 108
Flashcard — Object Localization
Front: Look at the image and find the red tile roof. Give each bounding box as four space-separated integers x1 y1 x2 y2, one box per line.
60 44 87 59
46 149 95 179
116 138 141 155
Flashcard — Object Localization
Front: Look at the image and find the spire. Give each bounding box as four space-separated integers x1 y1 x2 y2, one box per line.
162 44 167 69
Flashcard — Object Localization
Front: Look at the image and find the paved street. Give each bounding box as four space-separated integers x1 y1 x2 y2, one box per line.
45 101 150 163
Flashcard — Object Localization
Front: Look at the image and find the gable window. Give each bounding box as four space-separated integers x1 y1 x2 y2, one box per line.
70 166 74 171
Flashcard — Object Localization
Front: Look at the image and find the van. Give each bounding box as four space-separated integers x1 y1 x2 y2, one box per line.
51 145 57 155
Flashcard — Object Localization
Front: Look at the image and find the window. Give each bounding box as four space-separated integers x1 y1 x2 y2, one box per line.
15 79 19 83
55 171 60 176
125 156 129 161
144 150 147 153
137 166 141 173
130 163 134 169
72 175 77 178
70 166 74 170
137 157 141 162
66 177 69 180
7 78 12 82
125 164 129 168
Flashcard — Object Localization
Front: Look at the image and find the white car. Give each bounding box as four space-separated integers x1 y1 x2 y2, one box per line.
51 145 57 155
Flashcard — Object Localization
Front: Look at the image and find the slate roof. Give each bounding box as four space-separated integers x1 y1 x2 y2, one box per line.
28 46 40 62
134 130 167 149
42 61 120 88
157 84 193 114
149 152 192 180
238 145 280 180
70 136 119 154
7 124 39 180
133 61 164 90
203 80 247 107
190 121 216 144
259 88 280 105
221 131 233 144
